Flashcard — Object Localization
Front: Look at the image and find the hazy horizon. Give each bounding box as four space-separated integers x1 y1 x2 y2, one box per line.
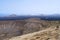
0 0 60 16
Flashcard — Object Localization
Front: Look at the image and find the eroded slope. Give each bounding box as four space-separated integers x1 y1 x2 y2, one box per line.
9 26 59 40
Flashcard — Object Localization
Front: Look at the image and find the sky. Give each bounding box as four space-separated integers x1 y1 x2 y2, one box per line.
0 0 60 16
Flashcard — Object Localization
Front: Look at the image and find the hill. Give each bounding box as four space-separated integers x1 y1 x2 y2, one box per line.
0 18 60 40
9 26 59 40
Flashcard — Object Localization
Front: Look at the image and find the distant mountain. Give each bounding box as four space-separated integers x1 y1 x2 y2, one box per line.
41 14 60 20
5 14 17 17
48 14 60 17
0 13 60 20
